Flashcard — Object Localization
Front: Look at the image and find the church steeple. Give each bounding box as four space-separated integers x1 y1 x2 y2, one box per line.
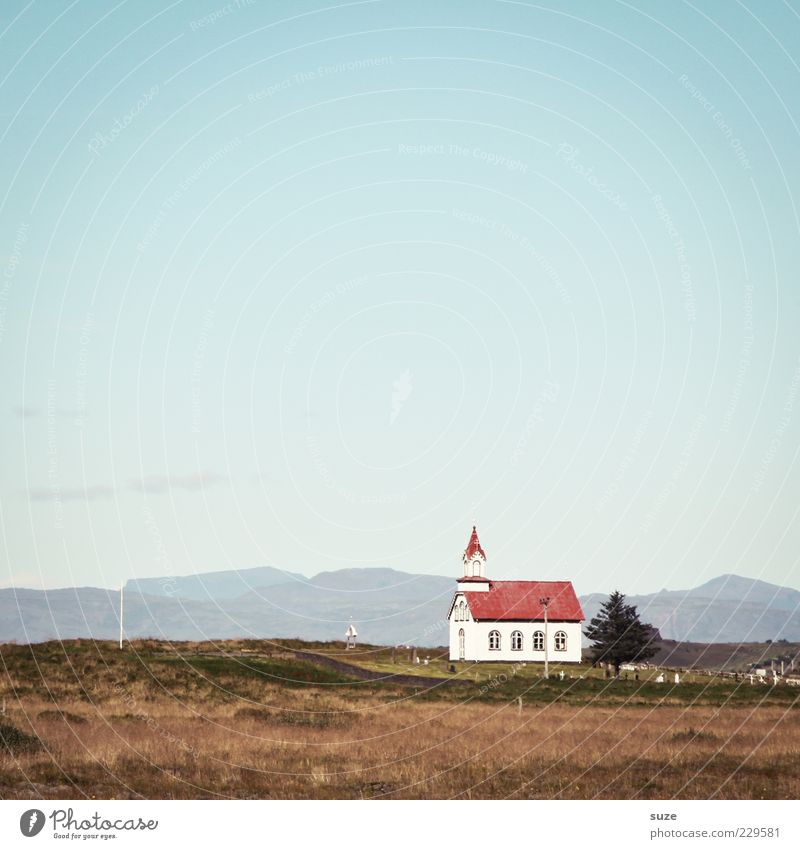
461 525 488 580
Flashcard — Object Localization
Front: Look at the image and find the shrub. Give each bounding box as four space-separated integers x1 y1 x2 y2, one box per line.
37 709 88 725
670 727 717 742
0 721 43 755
234 705 354 728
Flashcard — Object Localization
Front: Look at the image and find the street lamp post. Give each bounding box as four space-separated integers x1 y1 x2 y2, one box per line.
540 596 551 679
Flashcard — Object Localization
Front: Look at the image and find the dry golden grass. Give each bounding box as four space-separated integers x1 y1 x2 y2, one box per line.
1 641 798 800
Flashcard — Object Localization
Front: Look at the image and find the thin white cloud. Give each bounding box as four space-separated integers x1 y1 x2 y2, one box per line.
28 484 115 502
128 470 226 494
13 405 40 418
27 470 226 502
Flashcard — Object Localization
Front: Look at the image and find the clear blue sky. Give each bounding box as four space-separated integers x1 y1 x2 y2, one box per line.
1 0 799 595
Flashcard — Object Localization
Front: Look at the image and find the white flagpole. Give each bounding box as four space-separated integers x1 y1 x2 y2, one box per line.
119 583 124 649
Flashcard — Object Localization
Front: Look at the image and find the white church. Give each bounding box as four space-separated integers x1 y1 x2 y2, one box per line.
448 526 584 663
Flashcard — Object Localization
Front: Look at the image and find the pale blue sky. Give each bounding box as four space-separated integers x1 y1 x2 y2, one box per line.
1 0 799 595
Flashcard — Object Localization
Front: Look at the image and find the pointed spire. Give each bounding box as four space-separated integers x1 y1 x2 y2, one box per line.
464 525 486 560
459 524 489 582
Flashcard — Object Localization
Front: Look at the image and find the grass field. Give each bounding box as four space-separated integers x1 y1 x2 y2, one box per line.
1 639 798 800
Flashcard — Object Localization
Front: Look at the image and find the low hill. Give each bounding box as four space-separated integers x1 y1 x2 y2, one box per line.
125 565 304 600
580 574 800 643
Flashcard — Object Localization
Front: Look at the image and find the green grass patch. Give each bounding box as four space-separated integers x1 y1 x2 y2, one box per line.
153 655 360 687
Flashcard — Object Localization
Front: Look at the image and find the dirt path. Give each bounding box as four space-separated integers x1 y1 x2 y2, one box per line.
293 649 458 688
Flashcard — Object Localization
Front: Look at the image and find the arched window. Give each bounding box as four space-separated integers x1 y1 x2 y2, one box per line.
555 630 567 651
533 630 544 651
511 630 523 651
460 601 467 621
489 630 501 651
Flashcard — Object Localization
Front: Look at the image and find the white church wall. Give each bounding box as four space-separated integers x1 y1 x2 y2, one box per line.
449 616 582 663
456 580 489 592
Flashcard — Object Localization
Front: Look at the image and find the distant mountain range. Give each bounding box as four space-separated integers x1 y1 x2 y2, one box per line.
1 568 799 646
580 574 800 644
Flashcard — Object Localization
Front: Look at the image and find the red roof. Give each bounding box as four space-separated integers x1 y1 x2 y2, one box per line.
464 526 486 560
463 581 584 621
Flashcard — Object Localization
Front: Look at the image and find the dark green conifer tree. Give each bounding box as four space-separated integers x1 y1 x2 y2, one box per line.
584 590 659 676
